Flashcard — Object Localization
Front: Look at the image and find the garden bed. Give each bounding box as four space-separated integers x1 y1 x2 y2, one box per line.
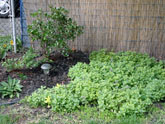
0 49 165 124
0 50 89 104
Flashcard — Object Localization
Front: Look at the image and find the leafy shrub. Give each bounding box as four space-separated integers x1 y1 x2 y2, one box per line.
2 47 50 71
23 50 165 117
0 76 23 98
28 6 83 56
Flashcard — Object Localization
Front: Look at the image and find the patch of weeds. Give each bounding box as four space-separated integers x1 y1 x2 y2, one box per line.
0 104 82 124
111 115 145 124
2 47 50 72
83 119 106 124
18 73 27 80
74 106 113 123
0 36 22 54
0 114 19 124
0 105 6 112
145 103 165 124
29 119 53 124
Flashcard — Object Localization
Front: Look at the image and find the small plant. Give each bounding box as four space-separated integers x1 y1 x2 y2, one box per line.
28 6 83 56
0 114 19 124
2 47 50 71
0 36 12 51
0 47 7 60
16 37 23 52
2 58 19 71
18 73 27 80
0 76 23 98
0 36 23 56
0 36 10 60
0 36 23 61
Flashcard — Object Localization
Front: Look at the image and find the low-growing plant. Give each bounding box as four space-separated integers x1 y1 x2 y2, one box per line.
84 119 106 124
0 114 19 124
0 36 11 60
22 50 165 117
0 76 23 98
2 47 50 71
0 36 23 60
15 37 23 51
18 73 27 80
0 36 12 51
2 58 19 71
111 115 144 124
28 6 83 56
0 48 7 60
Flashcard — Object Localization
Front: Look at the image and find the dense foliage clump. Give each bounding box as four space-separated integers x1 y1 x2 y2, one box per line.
0 76 23 98
23 49 165 117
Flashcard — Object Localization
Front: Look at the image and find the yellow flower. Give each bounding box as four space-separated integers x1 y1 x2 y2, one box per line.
45 96 51 104
3 44 7 48
10 40 14 45
56 83 61 88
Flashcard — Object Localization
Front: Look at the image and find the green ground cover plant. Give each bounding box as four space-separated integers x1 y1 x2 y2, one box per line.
0 102 164 124
0 114 19 124
0 36 22 60
0 36 22 50
22 49 165 117
0 36 12 60
0 76 23 98
2 47 50 71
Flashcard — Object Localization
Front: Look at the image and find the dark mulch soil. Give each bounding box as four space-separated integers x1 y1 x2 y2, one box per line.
0 51 89 104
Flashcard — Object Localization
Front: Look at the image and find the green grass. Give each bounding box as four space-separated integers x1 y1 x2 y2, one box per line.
0 36 12 45
0 114 18 124
0 35 11 40
83 120 105 124
29 120 53 124
111 115 144 124
0 102 165 124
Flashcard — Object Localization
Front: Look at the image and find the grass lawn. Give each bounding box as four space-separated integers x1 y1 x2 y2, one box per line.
0 102 165 124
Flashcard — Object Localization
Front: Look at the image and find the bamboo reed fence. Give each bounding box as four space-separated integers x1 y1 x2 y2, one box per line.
23 0 165 59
